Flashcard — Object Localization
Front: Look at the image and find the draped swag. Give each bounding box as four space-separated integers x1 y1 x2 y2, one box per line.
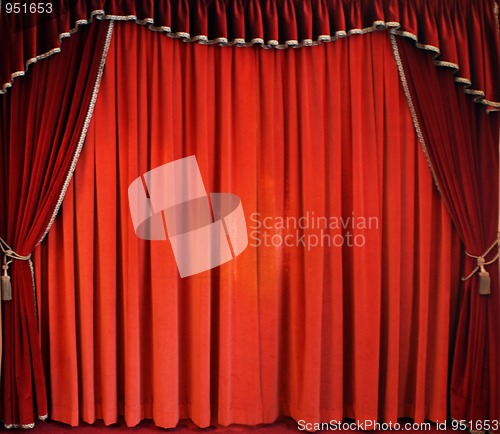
0 0 498 430
0 0 499 110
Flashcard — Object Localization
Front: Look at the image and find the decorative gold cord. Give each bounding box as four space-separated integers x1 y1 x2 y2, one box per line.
0 237 31 301
462 234 500 281
0 237 31 261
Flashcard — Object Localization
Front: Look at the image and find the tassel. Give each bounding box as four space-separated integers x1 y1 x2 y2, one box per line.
1 275 11 300
478 267 491 295
1 256 12 301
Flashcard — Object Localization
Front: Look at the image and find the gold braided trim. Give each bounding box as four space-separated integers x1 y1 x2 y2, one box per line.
389 34 443 195
0 9 105 94
495 1 499 35
4 422 35 429
38 20 114 245
2 412 48 429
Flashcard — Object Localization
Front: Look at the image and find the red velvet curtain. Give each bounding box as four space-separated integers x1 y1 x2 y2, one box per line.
33 22 461 428
1 1 498 111
396 36 500 425
0 21 111 428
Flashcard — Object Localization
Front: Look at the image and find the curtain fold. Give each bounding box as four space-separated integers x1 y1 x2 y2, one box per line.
33 23 461 428
395 35 500 425
1 1 498 111
0 21 111 428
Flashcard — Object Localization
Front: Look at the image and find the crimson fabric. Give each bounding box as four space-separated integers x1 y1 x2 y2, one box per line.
396 36 500 423
0 1 498 111
34 23 461 428
0 21 110 427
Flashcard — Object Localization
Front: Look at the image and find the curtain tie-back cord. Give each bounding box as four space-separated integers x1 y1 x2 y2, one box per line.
0 237 31 301
461 233 500 295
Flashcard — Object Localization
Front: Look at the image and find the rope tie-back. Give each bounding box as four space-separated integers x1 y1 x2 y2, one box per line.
462 233 500 295
0 237 31 301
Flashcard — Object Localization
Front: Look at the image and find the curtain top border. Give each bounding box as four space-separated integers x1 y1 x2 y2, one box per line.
1 1 499 111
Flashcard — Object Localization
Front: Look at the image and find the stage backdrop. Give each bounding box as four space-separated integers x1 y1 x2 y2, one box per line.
33 23 462 428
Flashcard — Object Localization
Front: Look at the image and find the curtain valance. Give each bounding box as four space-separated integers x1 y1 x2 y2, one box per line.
0 0 499 110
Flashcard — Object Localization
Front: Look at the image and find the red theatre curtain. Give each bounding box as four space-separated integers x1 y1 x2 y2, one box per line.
396 37 500 425
33 22 461 428
0 21 111 428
